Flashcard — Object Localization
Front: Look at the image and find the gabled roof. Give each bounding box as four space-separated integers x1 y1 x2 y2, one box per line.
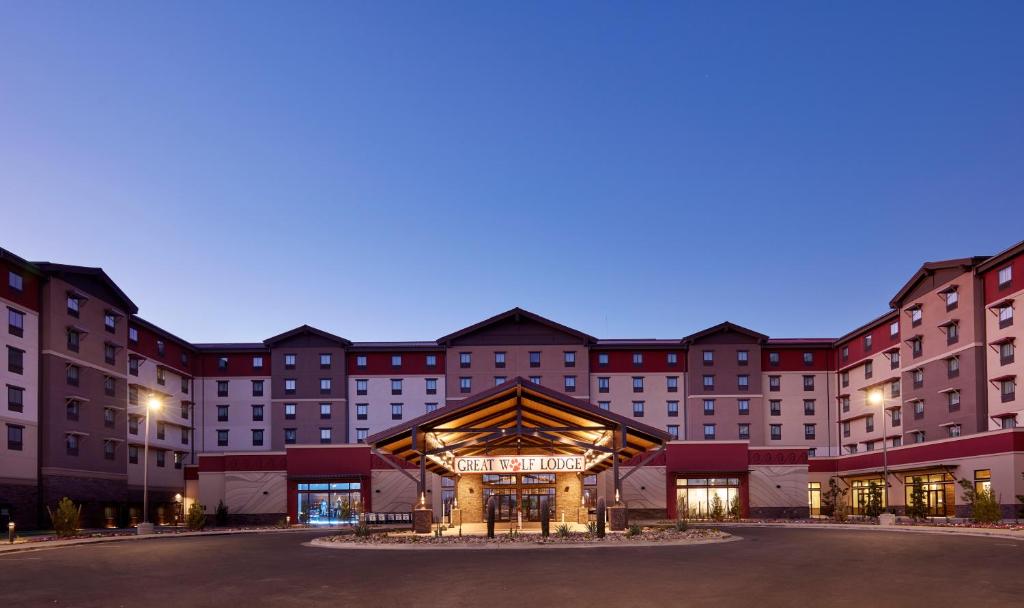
193 343 268 352
682 321 767 345
33 262 138 314
889 257 989 308
130 316 197 352
976 239 1024 273
0 247 43 276
834 309 899 345
263 324 352 347
436 307 596 346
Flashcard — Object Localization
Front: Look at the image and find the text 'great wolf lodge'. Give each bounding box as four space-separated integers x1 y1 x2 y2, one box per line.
1 238 1023 530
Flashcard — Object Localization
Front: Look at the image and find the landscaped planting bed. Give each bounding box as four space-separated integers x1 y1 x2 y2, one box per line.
316 525 730 546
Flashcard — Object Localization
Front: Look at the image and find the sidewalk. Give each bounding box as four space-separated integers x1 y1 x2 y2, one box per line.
693 521 1024 541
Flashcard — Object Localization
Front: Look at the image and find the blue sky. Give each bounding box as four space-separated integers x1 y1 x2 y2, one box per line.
1 2 1022 343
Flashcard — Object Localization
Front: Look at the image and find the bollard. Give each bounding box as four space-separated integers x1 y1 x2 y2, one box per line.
596 497 606 538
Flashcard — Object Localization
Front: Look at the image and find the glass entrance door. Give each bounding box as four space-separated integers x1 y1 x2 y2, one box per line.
481 473 558 522
520 488 556 521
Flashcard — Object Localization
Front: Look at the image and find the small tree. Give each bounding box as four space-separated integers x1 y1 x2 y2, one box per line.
214 500 229 527
728 494 741 520
864 481 884 519
958 479 1002 524
185 502 206 531
906 478 929 521
820 478 848 522
710 494 725 521
48 497 81 537
339 500 352 524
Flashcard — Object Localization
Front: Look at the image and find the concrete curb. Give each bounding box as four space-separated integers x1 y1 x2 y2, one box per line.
305 534 740 551
0 527 333 555
700 522 1024 541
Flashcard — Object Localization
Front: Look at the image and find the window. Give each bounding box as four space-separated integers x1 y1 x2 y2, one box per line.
998 265 1012 288
913 368 924 388
1001 378 1016 402
494 376 506 386
460 377 471 393
356 403 368 420
841 371 849 388
253 355 263 369
667 352 678 365
891 380 901 398
181 377 189 394
156 422 166 440
914 400 925 418
890 321 899 336
702 375 715 390
355 379 368 395
156 340 165 356
217 380 229 397
284 403 296 420
1000 341 1015 365
770 400 781 416
7 385 24 412
947 389 961 411
529 375 541 384
703 350 714 365
804 424 816 440
391 379 402 395
217 430 229 446
841 396 850 412
460 352 471 368
667 376 678 392
632 352 643 366
8 307 24 337
946 321 959 344
104 407 115 428
494 352 505 368
1001 416 1017 429
8 271 23 292
66 329 80 352
320 353 332 369
737 375 749 391
738 399 749 415
218 357 229 370
356 355 368 368
911 307 922 326
104 376 115 396
284 354 296 369
285 428 297 444
632 377 644 393
913 431 926 444
864 334 873 350
598 377 610 393
248 379 263 397
104 440 115 460
425 402 438 413
319 378 332 394
564 351 576 367
768 351 780 367
180 426 189 445
529 351 541 367
320 403 331 419
593 352 608 368
803 352 814 366
563 375 576 392
67 295 80 317
803 400 815 415
128 445 138 464
129 415 139 434
426 354 437 368
770 424 782 441
667 400 679 417
66 434 79 456
391 403 403 420
891 409 901 426
769 376 780 392
947 356 960 378
251 429 263 447
866 415 874 433
7 346 24 374
320 428 332 444
703 399 715 415
632 401 645 417
128 327 138 343
129 357 140 376
667 425 679 440
66 364 79 386
891 351 900 369
598 401 610 410
808 448 816 457
843 421 851 437
803 375 815 391
738 423 750 440
426 378 438 394
841 346 849 361
249 404 263 422
391 355 402 368
105 341 116 363
864 360 873 380
703 424 716 440
66 399 80 421
355 428 368 443
945 288 959 309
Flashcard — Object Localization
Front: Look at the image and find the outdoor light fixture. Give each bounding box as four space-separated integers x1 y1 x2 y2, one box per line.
139 395 163 534
866 390 891 512
7 522 14 544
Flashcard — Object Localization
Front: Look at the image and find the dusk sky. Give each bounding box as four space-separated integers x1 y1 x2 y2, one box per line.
1 2 1022 343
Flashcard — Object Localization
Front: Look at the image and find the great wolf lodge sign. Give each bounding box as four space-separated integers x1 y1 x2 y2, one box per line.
454 455 586 474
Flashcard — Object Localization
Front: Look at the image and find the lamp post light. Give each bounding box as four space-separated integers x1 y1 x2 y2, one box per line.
867 390 891 513
138 396 162 535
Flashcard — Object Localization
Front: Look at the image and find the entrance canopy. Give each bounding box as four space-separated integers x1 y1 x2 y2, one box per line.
367 377 669 476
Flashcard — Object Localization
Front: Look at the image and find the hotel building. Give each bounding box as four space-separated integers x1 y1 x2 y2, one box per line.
2 239 1024 529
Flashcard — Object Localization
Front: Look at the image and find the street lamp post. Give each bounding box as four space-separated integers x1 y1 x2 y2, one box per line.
867 390 890 513
138 396 162 535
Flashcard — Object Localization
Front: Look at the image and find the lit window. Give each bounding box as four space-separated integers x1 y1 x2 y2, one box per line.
284 353 296 368
426 354 437 367
703 424 716 440
738 423 749 440
890 321 899 336
460 352 471 368
738 399 749 415
632 352 643 366
356 355 368 368
253 356 263 369
391 354 403 367
356 403 368 420
391 403 403 420
320 428 332 444
703 399 715 415
391 379 402 394
320 403 331 419
320 353 332 368
667 401 679 417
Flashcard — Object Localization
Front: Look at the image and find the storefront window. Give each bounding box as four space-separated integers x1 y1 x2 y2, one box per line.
808 482 821 517
676 478 740 519
582 474 598 509
849 479 886 514
904 473 955 517
973 469 991 495
296 482 362 525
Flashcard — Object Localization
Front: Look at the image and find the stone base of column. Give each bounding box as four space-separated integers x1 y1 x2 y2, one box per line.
136 522 156 535
608 505 627 531
878 513 896 527
413 508 433 533
450 507 462 527
578 507 589 525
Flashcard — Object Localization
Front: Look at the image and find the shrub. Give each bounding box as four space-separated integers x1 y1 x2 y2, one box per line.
864 481 884 519
728 494 741 519
958 479 1002 524
586 521 599 536
906 479 929 521
214 500 229 527
185 502 206 531
354 522 372 537
555 523 572 539
626 524 642 537
48 497 81 537
675 518 689 532
821 478 849 522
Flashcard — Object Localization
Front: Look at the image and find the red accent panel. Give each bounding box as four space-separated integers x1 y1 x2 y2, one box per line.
286 446 372 477
589 349 686 373
197 351 270 377
0 259 41 311
759 347 832 372
130 323 193 375
666 442 749 472
346 352 445 375
809 431 1024 473
197 453 287 472
982 252 1024 304
748 448 809 466
836 320 900 367
183 465 199 480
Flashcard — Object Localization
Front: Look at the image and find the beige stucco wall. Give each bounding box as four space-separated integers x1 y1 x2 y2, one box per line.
371 469 418 513
749 465 807 509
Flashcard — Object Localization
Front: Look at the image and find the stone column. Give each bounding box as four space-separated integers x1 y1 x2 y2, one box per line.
555 473 582 524
413 507 433 533
608 505 627 531
457 475 483 523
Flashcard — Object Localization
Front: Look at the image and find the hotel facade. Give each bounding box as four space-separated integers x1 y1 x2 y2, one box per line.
2 239 1023 529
